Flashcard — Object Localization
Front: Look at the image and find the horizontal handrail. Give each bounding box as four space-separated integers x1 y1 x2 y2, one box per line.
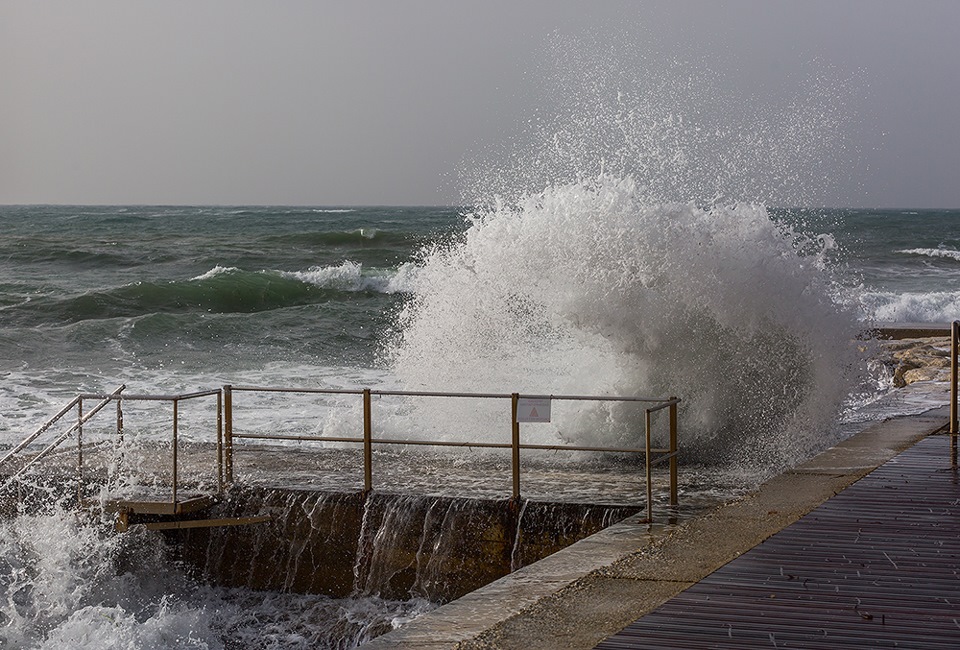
10 382 682 524
229 384 678 404
224 385 681 520
231 385 366 396
79 389 221 402
232 432 673 455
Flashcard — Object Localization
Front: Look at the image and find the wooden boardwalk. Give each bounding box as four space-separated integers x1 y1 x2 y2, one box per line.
596 434 960 649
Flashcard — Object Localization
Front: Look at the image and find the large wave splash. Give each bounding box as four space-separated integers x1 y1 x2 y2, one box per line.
0 506 428 649
385 176 863 470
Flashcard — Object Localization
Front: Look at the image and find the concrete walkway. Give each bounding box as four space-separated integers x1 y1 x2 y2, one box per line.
359 404 949 649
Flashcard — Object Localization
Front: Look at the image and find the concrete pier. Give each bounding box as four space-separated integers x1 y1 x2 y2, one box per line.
359 404 951 649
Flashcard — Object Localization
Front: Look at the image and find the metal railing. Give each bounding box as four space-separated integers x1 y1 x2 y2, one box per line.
224 385 680 519
2 382 681 521
0 386 223 512
0 385 126 492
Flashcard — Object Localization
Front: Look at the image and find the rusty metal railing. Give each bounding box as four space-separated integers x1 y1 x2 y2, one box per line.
0 387 222 512
80 388 224 510
223 385 680 520
2 383 680 522
0 385 126 495
951 320 958 465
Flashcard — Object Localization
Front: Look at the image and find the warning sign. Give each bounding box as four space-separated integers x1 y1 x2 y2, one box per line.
516 397 551 423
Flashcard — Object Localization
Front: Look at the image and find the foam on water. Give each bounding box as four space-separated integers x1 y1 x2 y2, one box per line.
897 247 960 262
860 289 960 323
0 505 432 649
282 262 418 294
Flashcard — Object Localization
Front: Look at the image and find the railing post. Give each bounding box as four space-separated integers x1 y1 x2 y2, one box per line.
223 385 234 484
645 408 653 521
363 389 373 493
511 393 521 503
116 394 124 477
669 397 678 509
217 389 224 494
951 320 958 465
77 397 84 506
172 399 179 509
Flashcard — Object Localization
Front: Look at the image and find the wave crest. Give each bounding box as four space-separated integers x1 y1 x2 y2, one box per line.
861 290 960 323
385 176 863 470
897 247 960 263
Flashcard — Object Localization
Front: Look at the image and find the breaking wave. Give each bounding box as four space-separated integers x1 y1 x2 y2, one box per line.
1 264 413 325
861 290 960 323
385 31 867 472
897 247 960 263
385 176 864 470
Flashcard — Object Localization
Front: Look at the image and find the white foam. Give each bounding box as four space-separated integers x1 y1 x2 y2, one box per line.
896 247 960 263
283 262 415 294
0 506 433 649
385 176 864 471
860 290 960 323
190 265 238 281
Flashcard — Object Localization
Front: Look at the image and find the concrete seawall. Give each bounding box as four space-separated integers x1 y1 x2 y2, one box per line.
168 489 637 604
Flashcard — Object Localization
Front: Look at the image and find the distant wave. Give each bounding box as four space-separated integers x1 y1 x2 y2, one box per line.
190 265 238 281
311 209 356 213
897 247 960 262
262 229 408 247
3 263 412 324
0 241 147 268
860 290 960 323
282 261 416 294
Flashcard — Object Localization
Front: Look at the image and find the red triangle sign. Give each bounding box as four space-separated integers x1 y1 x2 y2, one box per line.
530 407 539 418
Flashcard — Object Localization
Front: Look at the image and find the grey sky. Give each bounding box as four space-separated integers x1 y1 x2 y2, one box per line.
2 1 958 208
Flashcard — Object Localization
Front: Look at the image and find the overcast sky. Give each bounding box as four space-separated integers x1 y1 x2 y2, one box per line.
2 1 958 208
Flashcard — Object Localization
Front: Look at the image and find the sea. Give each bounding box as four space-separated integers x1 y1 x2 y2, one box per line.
0 199 958 648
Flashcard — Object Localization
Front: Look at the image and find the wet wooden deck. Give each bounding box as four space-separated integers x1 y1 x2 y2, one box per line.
596 434 960 649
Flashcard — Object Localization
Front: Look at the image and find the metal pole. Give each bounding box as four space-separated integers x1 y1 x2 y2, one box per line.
363 389 373 493
116 395 124 477
117 396 123 442
223 385 233 484
645 408 653 521
511 393 521 502
172 399 179 509
217 390 224 494
77 398 84 506
669 397 678 508
951 320 958 465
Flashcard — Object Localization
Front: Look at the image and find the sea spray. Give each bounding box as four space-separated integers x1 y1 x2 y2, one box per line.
459 32 862 210
0 501 435 649
386 176 864 471
386 30 867 473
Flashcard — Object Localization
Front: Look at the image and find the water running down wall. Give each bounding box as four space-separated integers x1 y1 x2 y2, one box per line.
172 487 637 603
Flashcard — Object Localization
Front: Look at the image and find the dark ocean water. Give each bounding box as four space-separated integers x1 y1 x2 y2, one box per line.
0 205 461 436
1 204 958 441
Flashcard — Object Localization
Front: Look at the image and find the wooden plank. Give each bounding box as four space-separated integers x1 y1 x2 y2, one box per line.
102 494 216 516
